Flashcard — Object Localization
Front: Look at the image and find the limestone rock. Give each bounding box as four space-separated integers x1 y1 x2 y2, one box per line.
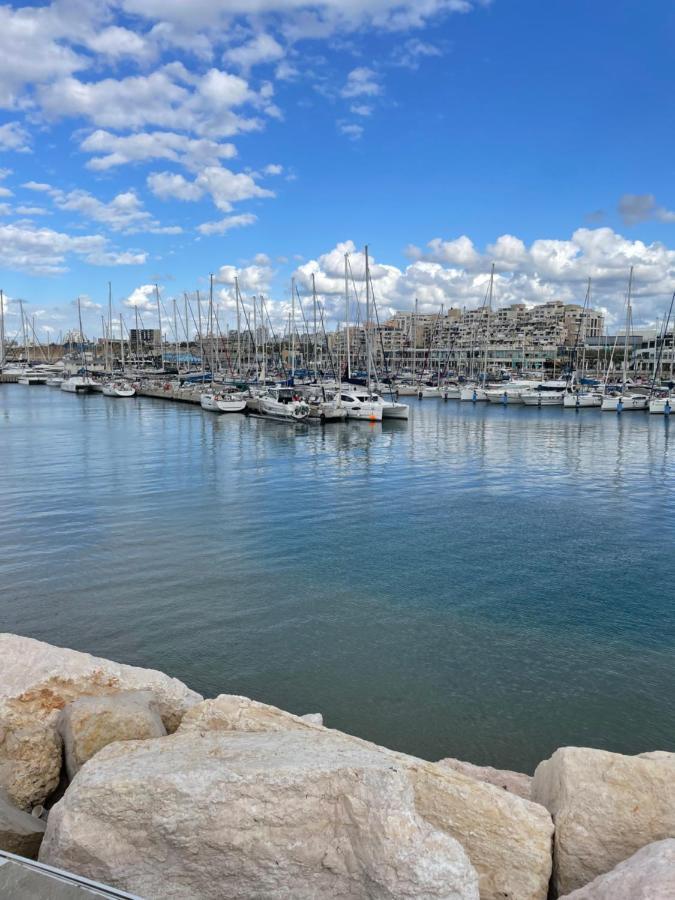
41 729 480 900
179 694 553 900
437 757 532 800
559 839 675 899
532 746 675 895
0 791 46 859
58 691 167 780
0 633 201 809
301 712 323 726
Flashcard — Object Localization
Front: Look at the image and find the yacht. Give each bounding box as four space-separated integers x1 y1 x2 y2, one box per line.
248 386 310 421
460 384 489 402
102 380 136 398
520 380 568 406
649 394 674 415
370 392 410 419
200 389 247 413
301 388 348 422
338 389 383 421
485 380 538 404
563 390 603 408
600 392 649 412
60 375 93 394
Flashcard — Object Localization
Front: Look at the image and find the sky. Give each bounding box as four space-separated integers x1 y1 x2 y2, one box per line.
1 0 675 340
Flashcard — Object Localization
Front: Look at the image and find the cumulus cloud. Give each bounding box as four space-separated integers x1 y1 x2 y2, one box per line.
340 67 382 98
124 283 159 310
392 37 443 68
338 122 364 140
148 164 273 212
223 33 285 72
0 222 147 275
0 121 31 152
24 181 182 235
296 230 675 329
80 130 237 171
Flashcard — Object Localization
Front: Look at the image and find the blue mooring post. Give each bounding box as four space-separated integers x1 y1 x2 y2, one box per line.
665 401 671 416
472 389 477 402
617 398 623 414
502 391 507 405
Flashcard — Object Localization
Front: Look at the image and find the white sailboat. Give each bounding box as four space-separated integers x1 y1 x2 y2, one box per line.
200 388 247 412
461 264 495 401
102 380 136 398
520 380 568 406
601 268 648 412
61 298 93 394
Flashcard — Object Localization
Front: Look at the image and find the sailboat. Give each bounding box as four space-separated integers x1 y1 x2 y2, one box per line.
601 268 648 411
562 279 604 408
200 388 247 412
460 265 495 401
61 298 93 394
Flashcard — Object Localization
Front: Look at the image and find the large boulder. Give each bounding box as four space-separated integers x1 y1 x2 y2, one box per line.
559 839 675 899
179 695 553 900
40 729 480 900
0 791 46 859
437 757 532 800
0 633 201 809
532 747 675 895
58 691 167 780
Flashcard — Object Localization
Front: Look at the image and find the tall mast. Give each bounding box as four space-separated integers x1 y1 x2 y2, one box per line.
290 277 296 380
235 276 242 377
208 274 216 377
344 253 351 380
107 282 113 373
312 273 318 379
413 297 418 381
155 283 164 372
77 296 86 375
365 245 371 392
196 290 204 379
19 300 28 365
172 298 179 374
623 266 633 387
119 312 126 372
0 289 5 372
482 263 494 383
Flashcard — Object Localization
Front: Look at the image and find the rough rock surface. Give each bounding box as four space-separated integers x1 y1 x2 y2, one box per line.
40 729 480 900
179 694 553 900
559 839 675 899
0 633 201 809
0 791 46 859
437 757 532 800
532 747 675 896
58 691 167 779
301 712 323 725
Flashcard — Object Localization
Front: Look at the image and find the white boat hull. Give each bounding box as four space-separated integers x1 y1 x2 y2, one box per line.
259 398 310 420
381 402 409 419
563 392 603 408
485 389 525 404
601 395 649 411
649 397 675 415
345 404 383 421
521 392 565 406
103 383 136 397
460 386 488 402
60 377 92 394
201 392 246 412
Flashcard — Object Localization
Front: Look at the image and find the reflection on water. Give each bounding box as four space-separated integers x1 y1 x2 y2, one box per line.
1 385 673 771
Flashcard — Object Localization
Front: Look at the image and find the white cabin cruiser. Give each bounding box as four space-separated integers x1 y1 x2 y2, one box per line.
60 375 93 394
251 386 310 421
338 389 383 421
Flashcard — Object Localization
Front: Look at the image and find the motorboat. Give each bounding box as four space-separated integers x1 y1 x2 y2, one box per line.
338 389 383 421
251 386 310 421
485 380 538 404
102 380 136 398
60 375 93 394
369 392 409 419
301 388 348 422
520 380 568 406
200 389 247 413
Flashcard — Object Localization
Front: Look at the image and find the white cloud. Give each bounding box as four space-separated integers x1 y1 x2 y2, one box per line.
340 66 381 98
392 37 443 69
223 33 285 72
350 103 373 116
148 164 273 212
618 193 675 225
32 182 182 235
86 25 148 58
197 212 257 235
0 185 12 198
15 205 49 215
0 222 147 275
338 121 364 140
80 129 237 171
0 121 31 152
295 230 675 328
125 283 158 310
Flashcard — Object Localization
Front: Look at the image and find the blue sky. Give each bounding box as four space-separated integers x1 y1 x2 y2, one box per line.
1 0 675 338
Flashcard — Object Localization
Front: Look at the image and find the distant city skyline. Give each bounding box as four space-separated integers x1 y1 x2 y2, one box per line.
1 0 675 334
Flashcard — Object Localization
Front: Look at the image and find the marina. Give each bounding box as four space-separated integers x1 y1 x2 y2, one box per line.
1 381 673 773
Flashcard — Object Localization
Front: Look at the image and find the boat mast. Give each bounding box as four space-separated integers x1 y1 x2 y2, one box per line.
19 300 28 365
107 282 113 374
623 266 633 388
344 253 351 380
155 284 164 373
482 263 495 384
235 276 242 378
291 277 296 381
0 289 5 372
119 312 126 372
312 274 318 380
77 296 87 376
196 290 204 380
365 245 371 393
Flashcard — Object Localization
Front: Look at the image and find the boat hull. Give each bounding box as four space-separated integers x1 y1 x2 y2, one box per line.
563 393 603 408
601 395 648 411
460 386 488 402
649 397 674 415
521 392 565 406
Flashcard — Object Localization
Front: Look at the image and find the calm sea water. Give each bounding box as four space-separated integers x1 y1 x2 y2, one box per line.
1 384 673 772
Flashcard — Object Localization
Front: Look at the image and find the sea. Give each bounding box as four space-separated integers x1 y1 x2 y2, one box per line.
1 383 673 773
